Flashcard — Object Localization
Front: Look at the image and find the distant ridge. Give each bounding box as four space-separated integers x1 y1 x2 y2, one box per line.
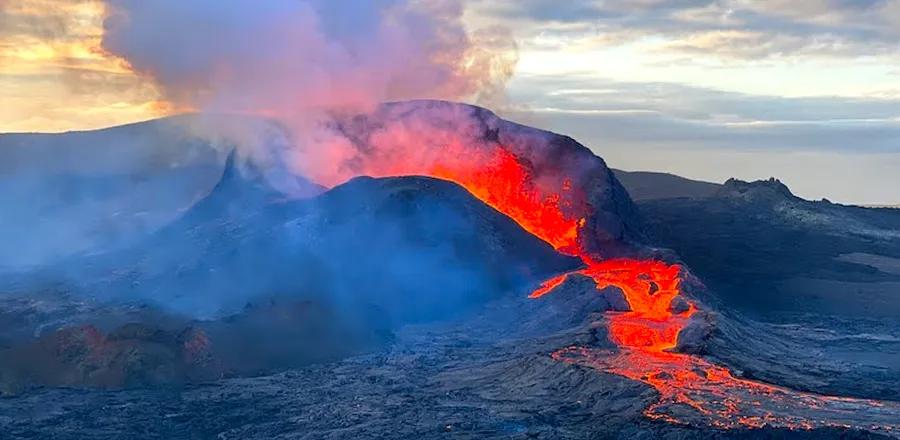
860 204 900 209
612 169 722 201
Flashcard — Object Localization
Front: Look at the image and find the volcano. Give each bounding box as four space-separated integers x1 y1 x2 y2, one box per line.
1 101 899 439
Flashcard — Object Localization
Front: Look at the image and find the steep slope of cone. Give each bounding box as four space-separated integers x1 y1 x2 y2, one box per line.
44 154 580 321
318 100 643 255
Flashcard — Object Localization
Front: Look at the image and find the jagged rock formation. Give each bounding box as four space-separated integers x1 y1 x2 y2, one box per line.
716 177 799 201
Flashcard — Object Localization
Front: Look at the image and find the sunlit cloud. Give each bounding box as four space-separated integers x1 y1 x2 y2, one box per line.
0 0 163 132
2 0 899 204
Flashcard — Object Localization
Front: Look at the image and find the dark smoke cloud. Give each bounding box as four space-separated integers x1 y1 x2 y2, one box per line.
101 0 516 117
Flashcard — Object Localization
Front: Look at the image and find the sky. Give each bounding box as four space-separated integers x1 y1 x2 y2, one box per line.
1 0 899 205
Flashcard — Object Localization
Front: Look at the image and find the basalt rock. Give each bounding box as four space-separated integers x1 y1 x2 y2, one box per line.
674 312 714 355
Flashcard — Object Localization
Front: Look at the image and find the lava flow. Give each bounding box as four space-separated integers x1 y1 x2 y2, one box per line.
344 144 585 252
535 264 899 432
343 142 899 433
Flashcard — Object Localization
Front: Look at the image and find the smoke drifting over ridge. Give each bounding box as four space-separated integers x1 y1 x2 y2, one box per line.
99 0 518 195
101 0 516 118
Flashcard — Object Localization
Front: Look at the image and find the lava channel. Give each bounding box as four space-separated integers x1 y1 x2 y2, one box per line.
534 266 900 433
335 143 900 434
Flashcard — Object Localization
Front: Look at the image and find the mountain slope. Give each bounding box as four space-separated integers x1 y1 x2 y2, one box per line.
635 177 900 400
37 155 580 321
612 169 722 201
330 100 644 253
1 102 641 266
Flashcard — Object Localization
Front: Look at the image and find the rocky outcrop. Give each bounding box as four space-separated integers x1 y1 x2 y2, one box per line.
716 177 799 202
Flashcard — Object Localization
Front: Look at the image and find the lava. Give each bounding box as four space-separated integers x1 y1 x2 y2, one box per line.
529 259 694 352
348 145 585 252
552 347 899 433
334 140 899 433
528 273 569 300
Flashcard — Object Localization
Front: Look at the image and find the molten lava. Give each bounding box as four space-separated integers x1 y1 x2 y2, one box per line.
430 149 584 252
351 146 584 252
336 140 898 433
529 259 694 352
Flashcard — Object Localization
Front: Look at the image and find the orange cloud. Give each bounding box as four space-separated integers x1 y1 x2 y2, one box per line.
0 0 167 133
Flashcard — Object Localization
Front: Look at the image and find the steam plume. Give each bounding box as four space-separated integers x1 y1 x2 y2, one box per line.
101 0 516 118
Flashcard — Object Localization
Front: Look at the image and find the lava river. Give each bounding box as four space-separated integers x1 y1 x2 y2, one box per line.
336 143 900 434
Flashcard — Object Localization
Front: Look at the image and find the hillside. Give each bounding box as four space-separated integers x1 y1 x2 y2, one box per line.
612 169 722 201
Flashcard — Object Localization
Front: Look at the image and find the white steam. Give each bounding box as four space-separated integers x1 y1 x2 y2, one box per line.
101 0 516 119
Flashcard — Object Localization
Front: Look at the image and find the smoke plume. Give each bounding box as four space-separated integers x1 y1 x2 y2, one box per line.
101 0 516 119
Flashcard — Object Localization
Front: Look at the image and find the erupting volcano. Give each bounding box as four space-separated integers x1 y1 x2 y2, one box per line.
7 0 900 435
3 104 900 438
321 110 899 434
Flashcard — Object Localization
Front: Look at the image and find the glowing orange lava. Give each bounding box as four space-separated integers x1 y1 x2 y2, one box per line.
529 259 694 351
552 346 899 433
342 141 899 433
353 146 584 252
528 273 569 299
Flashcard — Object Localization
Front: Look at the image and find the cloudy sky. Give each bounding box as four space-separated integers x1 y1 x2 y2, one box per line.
2 0 899 204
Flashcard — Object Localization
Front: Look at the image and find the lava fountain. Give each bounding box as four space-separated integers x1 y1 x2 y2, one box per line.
314 103 899 434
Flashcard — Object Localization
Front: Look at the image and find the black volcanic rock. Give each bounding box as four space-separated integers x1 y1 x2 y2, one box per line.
0 167 582 393
286 175 583 322
634 173 900 400
200 299 391 376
